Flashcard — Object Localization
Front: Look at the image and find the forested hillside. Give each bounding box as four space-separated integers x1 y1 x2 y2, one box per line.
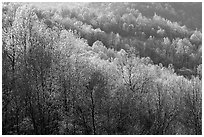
2 2 202 135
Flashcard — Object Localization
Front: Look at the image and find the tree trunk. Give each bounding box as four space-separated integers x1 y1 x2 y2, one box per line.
90 91 96 135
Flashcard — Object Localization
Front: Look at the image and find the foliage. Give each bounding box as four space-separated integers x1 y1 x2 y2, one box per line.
2 2 202 135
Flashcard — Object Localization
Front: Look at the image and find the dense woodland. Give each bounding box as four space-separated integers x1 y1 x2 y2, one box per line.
2 2 202 135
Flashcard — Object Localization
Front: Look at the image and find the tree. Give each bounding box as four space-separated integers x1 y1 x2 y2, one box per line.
178 77 202 134
196 64 202 79
2 2 202 135
190 30 202 45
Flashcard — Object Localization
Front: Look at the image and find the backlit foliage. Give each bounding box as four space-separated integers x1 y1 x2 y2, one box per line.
2 2 201 135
